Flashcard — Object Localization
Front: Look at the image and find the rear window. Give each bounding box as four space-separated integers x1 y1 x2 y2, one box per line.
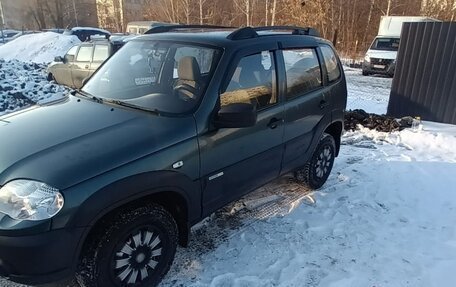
283 49 322 99
320 46 341 83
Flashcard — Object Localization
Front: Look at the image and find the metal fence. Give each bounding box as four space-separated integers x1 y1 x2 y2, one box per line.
388 22 456 125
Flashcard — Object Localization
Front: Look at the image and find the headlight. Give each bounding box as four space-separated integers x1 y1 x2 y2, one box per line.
0 180 64 221
364 55 371 62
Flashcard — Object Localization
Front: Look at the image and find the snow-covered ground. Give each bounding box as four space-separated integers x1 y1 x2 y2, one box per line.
0 60 69 115
0 32 80 63
159 122 456 287
1 38 456 286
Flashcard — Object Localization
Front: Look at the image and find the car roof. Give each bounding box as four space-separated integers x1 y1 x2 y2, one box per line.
132 27 331 49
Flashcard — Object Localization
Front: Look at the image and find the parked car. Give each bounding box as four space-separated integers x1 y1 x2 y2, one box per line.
0 25 347 287
362 16 438 76
0 29 20 44
63 27 111 42
126 21 178 34
42 28 66 34
7 30 42 41
47 38 125 88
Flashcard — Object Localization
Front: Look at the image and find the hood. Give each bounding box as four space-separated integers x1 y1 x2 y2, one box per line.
366 49 397 60
0 96 196 189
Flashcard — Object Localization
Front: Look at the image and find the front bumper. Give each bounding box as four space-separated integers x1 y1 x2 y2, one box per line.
362 60 395 76
0 227 85 285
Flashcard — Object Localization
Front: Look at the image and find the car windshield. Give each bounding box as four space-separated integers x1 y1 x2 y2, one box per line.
82 40 221 114
370 37 400 51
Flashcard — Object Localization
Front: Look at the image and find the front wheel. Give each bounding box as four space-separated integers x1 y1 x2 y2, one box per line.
76 204 178 287
294 133 336 189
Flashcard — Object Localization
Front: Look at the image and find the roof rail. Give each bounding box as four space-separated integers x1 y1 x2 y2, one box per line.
145 25 231 34
227 26 321 40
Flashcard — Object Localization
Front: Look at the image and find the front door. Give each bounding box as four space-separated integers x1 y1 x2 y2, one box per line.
199 50 285 214
72 44 93 88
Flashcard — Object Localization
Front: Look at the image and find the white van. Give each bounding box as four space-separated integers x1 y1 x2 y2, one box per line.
126 21 177 34
362 16 437 76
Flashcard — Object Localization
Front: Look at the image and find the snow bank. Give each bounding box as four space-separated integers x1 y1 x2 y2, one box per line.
0 32 80 64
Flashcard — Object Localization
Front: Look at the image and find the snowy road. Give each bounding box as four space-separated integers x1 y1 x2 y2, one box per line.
2 67 456 287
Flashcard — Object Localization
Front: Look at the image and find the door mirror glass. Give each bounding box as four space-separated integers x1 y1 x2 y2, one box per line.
214 103 257 128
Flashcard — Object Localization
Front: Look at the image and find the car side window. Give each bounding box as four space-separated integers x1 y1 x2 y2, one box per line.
320 46 341 83
283 49 322 99
220 51 276 110
65 46 78 62
93 45 109 62
76 46 93 62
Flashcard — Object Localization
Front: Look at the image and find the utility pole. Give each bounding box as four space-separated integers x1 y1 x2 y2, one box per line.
0 0 5 43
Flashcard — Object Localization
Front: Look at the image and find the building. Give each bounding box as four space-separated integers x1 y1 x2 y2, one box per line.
96 0 151 32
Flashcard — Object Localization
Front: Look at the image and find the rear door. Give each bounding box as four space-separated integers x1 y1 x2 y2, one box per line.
199 47 286 214
90 44 110 73
53 45 78 87
279 45 331 173
72 44 93 88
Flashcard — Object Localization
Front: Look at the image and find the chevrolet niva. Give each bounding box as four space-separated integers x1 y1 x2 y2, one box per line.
0 25 347 286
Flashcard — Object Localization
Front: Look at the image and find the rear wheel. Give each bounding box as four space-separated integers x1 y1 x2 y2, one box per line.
294 133 336 189
76 204 178 287
362 69 369 76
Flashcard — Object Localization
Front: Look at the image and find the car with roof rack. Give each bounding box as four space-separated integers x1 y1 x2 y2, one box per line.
47 37 126 88
0 25 346 287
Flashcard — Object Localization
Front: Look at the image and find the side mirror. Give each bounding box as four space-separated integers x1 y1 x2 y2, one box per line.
54 56 64 62
214 103 257 128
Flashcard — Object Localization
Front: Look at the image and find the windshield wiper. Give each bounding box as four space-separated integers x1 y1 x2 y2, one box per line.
72 90 104 103
104 99 161 115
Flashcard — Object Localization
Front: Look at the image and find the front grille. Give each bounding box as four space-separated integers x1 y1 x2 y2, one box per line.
371 58 393 65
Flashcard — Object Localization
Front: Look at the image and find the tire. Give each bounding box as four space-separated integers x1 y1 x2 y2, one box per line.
294 133 336 190
362 69 369 76
76 204 178 287
47 73 55 81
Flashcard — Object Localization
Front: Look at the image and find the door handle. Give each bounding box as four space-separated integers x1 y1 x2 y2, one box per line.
267 117 283 129
85 65 90 69
319 100 329 109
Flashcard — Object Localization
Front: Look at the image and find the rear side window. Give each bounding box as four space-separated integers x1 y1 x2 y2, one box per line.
76 46 93 62
283 49 322 100
93 45 109 62
320 46 341 83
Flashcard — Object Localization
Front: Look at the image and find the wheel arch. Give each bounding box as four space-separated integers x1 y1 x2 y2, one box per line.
69 171 200 272
324 121 343 156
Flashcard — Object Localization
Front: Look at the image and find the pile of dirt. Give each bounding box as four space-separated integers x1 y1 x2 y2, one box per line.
345 109 414 132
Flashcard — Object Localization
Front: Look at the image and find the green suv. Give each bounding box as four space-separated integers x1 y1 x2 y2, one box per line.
0 25 346 287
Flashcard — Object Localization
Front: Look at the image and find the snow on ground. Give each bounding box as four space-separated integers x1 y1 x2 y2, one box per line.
157 122 456 287
0 32 80 63
345 67 392 114
0 60 69 116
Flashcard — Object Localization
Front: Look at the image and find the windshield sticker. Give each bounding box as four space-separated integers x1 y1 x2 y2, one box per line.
135 77 154 86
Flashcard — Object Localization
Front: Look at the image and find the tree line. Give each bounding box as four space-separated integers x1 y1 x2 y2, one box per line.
26 0 456 57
